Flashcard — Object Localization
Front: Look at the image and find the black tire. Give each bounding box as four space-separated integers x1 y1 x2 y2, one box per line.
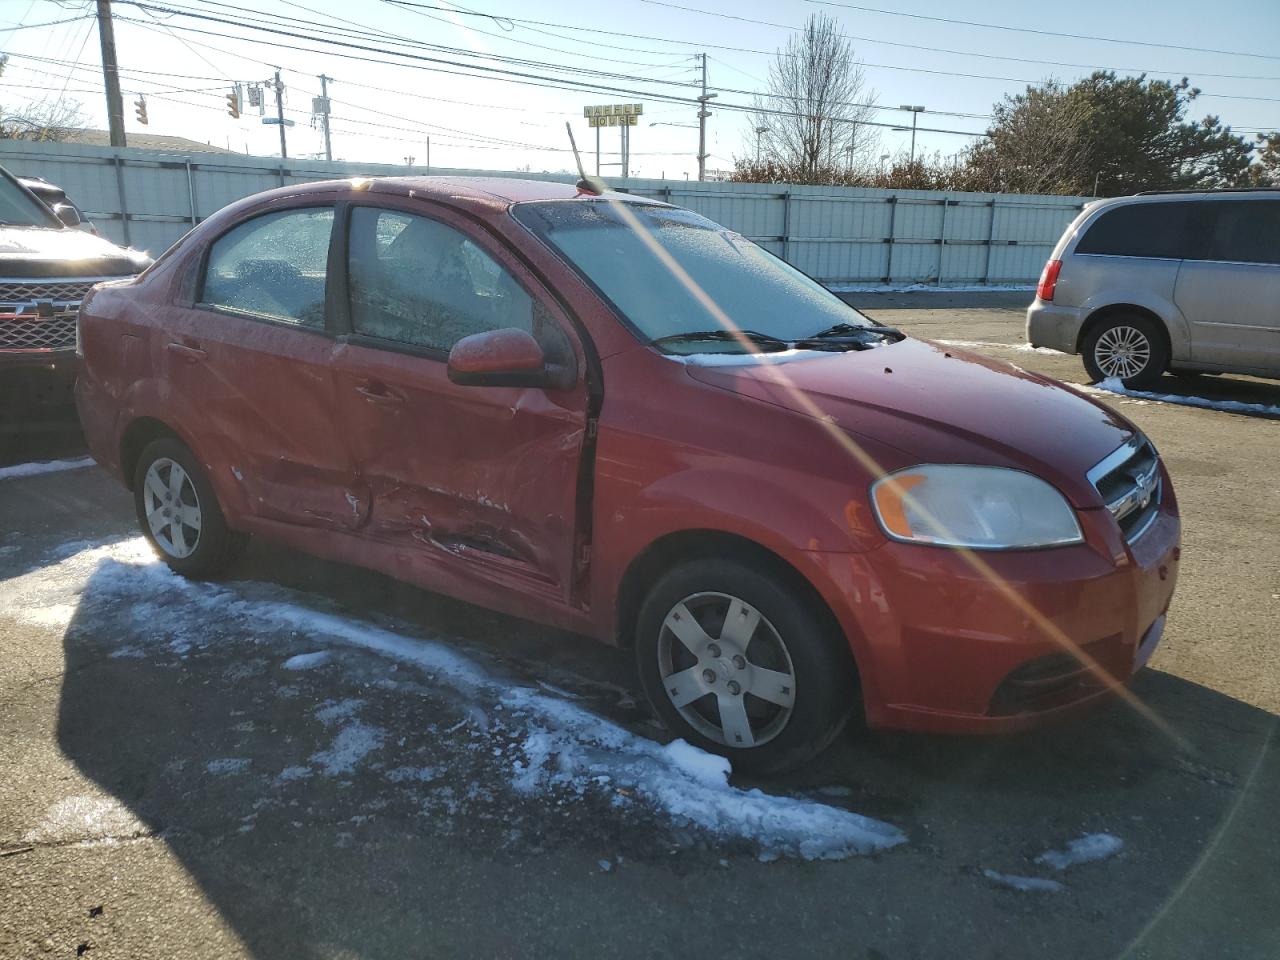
1082 313 1169 389
634 556 856 775
132 436 247 578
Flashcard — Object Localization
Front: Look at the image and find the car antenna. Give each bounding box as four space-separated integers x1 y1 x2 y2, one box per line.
565 122 606 196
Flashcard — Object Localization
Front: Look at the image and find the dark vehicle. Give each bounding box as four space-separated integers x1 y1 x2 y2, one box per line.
0 166 150 445
17 175 98 235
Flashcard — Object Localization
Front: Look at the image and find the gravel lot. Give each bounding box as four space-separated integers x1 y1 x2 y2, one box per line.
2 292 1277 959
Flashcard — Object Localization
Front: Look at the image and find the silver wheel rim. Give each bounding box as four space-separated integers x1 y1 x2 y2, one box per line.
656 592 796 748
1094 325 1152 380
142 457 202 559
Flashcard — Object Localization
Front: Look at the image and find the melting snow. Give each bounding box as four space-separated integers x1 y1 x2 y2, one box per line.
1088 378 1280 417
0 538 907 862
1035 832 1124 870
982 869 1063 893
935 339 1065 355
283 651 332 670
0 457 96 481
206 758 251 776
23 795 147 844
310 722 386 776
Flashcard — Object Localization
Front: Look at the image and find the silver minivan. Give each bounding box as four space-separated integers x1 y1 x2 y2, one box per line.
1026 190 1280 387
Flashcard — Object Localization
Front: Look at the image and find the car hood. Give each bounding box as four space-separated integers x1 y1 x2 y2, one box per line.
681 338 1136 507
0 225 147 277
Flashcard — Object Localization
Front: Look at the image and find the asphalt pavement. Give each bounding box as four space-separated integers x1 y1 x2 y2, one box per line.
1 291 1278 959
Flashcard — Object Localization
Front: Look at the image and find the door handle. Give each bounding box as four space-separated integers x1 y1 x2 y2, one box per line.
166 342 207 363
355 381 404 405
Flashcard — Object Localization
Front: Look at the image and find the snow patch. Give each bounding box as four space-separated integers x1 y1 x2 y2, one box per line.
283 651 332 671
0 457 95 481
935 339 1065 355
1086 378 1280 417
314 698 365 725
206 758 251 776
1036 832 1124 870
276 766 312 783
982 869 1063 893
310 722 386 776
23 795 147 844
2 538 907 862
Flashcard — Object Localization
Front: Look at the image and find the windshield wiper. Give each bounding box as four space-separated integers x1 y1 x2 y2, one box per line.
803 322 905 342
651 329 790 352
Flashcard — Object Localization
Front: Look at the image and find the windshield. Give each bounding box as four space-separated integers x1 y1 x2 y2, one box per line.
511 200 874 352
0 171 61 228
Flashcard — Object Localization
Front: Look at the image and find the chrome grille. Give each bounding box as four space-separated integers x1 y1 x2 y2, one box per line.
0 277 103 352
1088 437 1162 542
0 279 98 303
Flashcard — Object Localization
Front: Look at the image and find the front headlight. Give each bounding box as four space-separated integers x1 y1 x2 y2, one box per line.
870 464 1083 550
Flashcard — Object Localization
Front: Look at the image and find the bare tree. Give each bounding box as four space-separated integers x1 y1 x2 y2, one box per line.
0 56 88 142
747 13 879 181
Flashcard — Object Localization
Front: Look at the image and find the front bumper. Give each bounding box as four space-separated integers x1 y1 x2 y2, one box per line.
1026 299 1087 354
0 349 80 432
805 496 1180 734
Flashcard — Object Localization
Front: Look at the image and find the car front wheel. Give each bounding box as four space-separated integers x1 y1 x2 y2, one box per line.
635 557 855 775
1082 314 1168 388
133 436 247 577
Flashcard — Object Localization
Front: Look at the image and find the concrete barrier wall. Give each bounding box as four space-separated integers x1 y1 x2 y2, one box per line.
0 141 1088 285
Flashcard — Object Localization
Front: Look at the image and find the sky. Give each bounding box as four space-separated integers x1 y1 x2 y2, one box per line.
0 0 1276 180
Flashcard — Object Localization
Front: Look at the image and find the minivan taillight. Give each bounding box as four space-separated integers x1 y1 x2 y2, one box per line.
1037 259 1062 302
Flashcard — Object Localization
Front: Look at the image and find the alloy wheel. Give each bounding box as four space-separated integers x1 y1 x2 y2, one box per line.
1094 325 1152 380
142 457 202 559
656 591 796 748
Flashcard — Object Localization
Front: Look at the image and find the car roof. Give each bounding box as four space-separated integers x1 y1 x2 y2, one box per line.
272 175 656 206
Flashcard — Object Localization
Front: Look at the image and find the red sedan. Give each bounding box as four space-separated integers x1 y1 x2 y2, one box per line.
74 177 1179 773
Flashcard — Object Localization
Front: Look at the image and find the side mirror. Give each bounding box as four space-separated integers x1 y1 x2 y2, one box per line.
52 203 82 228
448 328 572 389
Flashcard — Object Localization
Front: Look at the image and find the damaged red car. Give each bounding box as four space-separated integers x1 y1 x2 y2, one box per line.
75 177 1180 772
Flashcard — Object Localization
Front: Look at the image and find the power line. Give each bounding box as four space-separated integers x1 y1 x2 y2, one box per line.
107 6 990 135
638 0 1280 84
800 0 1280 61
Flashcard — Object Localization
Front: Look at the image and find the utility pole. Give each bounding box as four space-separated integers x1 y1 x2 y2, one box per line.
274 69 288 160
595 124 600 175
755 125 768 164
317 74 333 162
696 53 716 182
425 136 430 172
95 1 126 147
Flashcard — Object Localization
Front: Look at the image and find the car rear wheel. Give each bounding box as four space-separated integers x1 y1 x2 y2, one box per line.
634 557 855 775
133 437 247 577
1082 314 1168 388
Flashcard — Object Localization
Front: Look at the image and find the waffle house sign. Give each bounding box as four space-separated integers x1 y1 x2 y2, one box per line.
585 103 643 127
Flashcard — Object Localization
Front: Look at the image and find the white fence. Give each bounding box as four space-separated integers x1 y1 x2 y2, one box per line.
0 140 1088 285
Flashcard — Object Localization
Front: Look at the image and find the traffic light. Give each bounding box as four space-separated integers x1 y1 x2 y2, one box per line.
134 96 148 126
226 89 240 119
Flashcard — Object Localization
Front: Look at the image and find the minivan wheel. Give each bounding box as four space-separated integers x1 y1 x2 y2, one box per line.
133 437 247 577
634 557 855 775
1082 314 1168 388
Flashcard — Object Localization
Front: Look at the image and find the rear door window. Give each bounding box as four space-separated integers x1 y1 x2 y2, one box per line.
1198 200 1280 266
1075 202 1194 259
201 207 334 326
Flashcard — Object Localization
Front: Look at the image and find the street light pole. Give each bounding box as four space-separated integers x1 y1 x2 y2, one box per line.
899 104 925 166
